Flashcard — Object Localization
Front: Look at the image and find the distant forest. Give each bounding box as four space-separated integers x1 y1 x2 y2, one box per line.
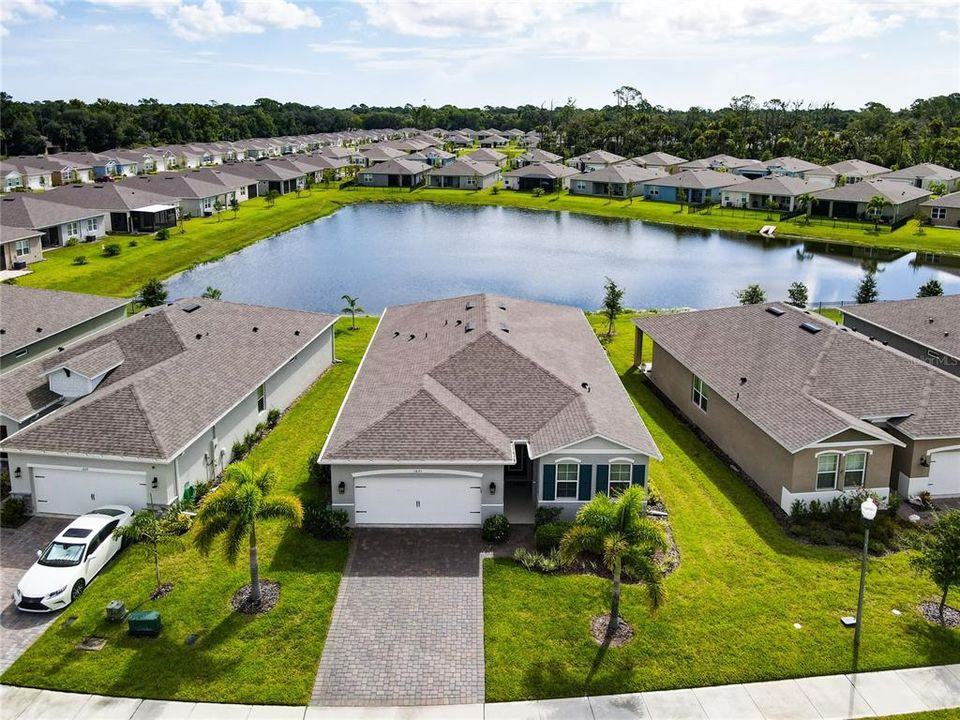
2 89 959 170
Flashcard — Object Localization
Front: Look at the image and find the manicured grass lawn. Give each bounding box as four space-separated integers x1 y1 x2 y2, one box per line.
482 314 960 702
16 185 959 300
0 317 378 705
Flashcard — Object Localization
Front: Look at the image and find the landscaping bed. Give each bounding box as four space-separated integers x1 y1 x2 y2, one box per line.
0 318 376 705
482 315 960 702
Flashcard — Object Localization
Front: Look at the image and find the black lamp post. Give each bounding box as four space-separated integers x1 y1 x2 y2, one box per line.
852 497 878 670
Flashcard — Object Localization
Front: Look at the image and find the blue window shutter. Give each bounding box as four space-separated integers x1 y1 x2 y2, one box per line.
632 464 647 487
578 464 592 501
596 465 609 495
542 464 556 501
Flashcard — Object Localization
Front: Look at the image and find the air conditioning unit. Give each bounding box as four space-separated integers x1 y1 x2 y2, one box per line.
84 234 97 242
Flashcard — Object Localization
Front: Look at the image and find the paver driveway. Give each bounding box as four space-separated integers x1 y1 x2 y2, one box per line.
1 517 71 673
312 529 487 707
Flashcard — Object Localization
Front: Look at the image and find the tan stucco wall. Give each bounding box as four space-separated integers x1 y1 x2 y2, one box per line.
1 235 43 267
790 443 894 494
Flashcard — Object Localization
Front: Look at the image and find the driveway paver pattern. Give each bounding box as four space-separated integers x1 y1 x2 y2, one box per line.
311 529 486 707
0 517 71 673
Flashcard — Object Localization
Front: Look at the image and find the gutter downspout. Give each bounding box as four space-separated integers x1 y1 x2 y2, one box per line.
174 456 182 504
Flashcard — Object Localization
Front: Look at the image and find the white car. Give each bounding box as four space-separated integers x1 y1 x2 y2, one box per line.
14 506 134 612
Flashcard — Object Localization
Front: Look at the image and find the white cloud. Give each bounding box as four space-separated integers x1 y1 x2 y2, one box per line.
0 0 56 36
85 0 322 41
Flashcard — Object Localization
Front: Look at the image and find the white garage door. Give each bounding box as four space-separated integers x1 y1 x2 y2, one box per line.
354 475 482 525
927 450 960 497
32 466 148 516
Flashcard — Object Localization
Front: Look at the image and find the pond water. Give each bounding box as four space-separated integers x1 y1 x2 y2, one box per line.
167 203 960 313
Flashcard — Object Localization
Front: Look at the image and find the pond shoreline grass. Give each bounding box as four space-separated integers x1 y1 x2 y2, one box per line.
13 185 959 299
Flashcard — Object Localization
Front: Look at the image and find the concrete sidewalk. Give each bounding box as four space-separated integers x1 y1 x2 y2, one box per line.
2 664 959 719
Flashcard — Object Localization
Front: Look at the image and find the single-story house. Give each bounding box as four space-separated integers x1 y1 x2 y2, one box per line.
223 160 307 196
879 163 960 193
40 184 178 233
320 294 661 526
479 135 509 148
642 169 749 204
634 303 960 507
569 165 668 198
13 156 95 186
679 154 755 172
502 162 579 192
920 190 960 229
121 174 238 218
360 145 408 167
319 146 356 164
1 298 338 516
0 160 53 191
407 148 456 167
719 176 833 211
357 158 432 188
811 179 931 223
566 150 626 173
515 149 562 168
630 152 688 173
52 152 137 179
0 194 107 247
462 148 505 167
518 132 541 147
447 133 475 148
733 156 822 179
0 226 43 273
187 168 257 202
426 159 500 189
805 159 890 185
841 295 960 378
0 285 127 376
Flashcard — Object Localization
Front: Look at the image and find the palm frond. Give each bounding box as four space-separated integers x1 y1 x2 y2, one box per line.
621 553 666 610
193 511 232 556
626 518 668 553
258 495 304 527
254 465 278 495
222 518 248 565
559 524 603 565
601 533 628 572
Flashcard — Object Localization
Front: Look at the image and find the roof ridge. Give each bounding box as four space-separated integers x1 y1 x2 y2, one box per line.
127 384 165 457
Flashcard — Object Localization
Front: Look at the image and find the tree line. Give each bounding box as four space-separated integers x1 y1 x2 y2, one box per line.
2 89 959 170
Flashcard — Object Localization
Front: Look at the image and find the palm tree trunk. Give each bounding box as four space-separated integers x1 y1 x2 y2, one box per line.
939 586 949 623
610 556 622 633
153 543 161 589
249 522 261 605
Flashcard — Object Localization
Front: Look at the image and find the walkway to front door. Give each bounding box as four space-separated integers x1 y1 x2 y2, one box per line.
311 529 486 707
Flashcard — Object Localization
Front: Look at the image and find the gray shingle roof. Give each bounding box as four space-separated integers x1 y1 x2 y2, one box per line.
644 169 749 190
518 149 562 164
0 225 42 245
920 190 960 209
465 148 507 163
633 152 687 166
503 163 579 180
812 179 930 205
570 150 625 164
569 166 669 184
721 175 833 197
0 285 126 358
680 154 754 171
363 158 432 175
1 299 337 459
881 163 960 182
811 159 890 177
634 303 960 451
121 174 234 200
37 184 176 213
323 294 661 463
428 159 499 178
0 194 105 230
841 295 960 361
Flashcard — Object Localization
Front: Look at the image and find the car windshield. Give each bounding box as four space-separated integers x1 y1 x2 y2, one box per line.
37 541 85 567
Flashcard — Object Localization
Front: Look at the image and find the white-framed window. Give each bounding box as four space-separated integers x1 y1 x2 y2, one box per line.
931 207 947 220
842 452 867 489
256 384 266 413
362 174 373 183
556 463 579 499
85 217 99 232
816 453 839 490
692 375 709 412
65 221 80 237
203 197 212 209
609 464 632 495
14 239 30 258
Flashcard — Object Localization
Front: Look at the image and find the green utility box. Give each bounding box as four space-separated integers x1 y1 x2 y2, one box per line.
127 610 162 636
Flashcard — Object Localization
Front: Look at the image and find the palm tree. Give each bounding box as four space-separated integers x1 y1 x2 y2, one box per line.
866 195 891 232
193 462 303 607
341 294 364 330
113 510 178 592
796 193 817 224
559 485 666 635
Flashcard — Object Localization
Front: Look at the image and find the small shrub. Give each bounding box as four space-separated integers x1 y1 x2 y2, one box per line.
887 491 902 514
65 236 80 247
536 548 563 573
160 510 192 536
490 185 500 195
513 547 539 571
128 239 138 247
808 499 824 518
806 523 834 545
919 490 934 511
155 228 170 241
254 422 267 437
72 255 88 265
532 187 544 197
242 431 257 452
790 499 807 521
0 469 10 496
534 505 562 528
535 521 572 553
231 440 246 462
101 243 121 257
0 497 29 528
481 513 510 543
646 481 662 506
266 408 281 428
303 501 351 540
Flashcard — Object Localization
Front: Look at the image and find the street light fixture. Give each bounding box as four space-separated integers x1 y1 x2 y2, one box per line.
852 497 878 670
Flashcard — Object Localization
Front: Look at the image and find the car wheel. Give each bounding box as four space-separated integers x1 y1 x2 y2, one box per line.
71 579 86 603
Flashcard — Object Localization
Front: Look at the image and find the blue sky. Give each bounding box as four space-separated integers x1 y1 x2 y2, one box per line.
1 0 957 110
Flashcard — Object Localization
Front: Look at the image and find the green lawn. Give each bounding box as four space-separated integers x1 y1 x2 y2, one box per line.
482 313 960 702
0 317 378 705
15 185 960 300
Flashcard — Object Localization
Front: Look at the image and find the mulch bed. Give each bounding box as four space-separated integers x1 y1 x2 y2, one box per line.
150 583 174 600
230 580 280 615
919 600 960 628
591 614 634 647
